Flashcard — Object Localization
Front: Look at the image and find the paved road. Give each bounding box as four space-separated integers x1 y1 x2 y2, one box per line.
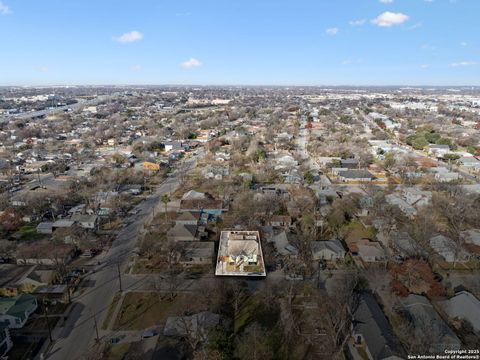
44 150 203 360
0 94 118 122
118 268 286 296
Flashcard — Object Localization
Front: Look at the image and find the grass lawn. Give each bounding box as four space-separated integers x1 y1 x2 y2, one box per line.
101 218 123 231
184 265 211 278
342 220 376 241
234 296 279 334
107 343 130 360
131 257 166 274
7 340 43 360
434 258 480 271
234 297 257 333
14 223 46 241
23 315 60 332
101 293 121 330
113 292 197 330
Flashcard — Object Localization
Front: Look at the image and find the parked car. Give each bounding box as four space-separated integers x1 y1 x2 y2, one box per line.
141 330 158 339
110 337 121 344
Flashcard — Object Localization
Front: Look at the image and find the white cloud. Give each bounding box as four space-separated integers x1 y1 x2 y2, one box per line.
341 58 363 65
349 19 366 26
379 0 393 3
460 41 467 46
0 1 11 15
326 27 339 36
114 30 143 43
420 64 430 69
131 65 142 72
421 43 436 50
180 58 202 69
408 22 423 30
372 12 409 27
36 66 49 73
450 61 477 67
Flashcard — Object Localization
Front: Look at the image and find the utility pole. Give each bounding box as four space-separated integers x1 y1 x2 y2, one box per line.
43 304 53 342
93 311 99 342
66 282 71 304
117 263 123 292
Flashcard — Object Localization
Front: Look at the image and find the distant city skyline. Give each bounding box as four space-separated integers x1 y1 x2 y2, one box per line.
0 0 479 86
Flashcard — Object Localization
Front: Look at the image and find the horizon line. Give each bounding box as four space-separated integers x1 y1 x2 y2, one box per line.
1 83 480 89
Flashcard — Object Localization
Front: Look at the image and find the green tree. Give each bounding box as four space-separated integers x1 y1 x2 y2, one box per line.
304 170 314 185
411 137 428 150
466 146 477 155
443 153 460 161
424 132 441 144
256 149 266 162
383 152 396 171
436 137 454 148
161 193 170 221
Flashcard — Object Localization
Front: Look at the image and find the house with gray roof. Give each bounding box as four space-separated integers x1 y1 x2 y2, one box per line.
429 234 470 264
311 240 346 261
337 169 375 182
340 158 358 169
52 219 75 229
178 242 215 266
400 294 461 354
175 211 201 226
71 213 98 229
269 230 298 256
428 144 450 158
438 291 480 333
385 194 417 218
36 222 53 234
350 292 404 360
458 157 480 168
460 229 480 247
167 223 201 242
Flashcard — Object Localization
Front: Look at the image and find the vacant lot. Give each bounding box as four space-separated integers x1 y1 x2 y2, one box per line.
113 292 199 330
101 293 121 330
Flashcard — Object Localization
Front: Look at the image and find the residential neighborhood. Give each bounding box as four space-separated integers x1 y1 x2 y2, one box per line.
0 84 479 359
1 0 480 355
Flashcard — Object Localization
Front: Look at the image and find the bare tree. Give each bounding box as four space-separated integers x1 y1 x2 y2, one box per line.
315 275 361 359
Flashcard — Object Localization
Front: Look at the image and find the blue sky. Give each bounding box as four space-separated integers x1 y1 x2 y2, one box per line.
0 0 479 86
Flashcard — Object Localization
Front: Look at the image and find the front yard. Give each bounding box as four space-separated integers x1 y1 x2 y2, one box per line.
112 292 200 330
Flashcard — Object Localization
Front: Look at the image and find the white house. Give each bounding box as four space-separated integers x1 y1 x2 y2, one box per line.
71 214 98 229
428 144 450 158
435 172 460 183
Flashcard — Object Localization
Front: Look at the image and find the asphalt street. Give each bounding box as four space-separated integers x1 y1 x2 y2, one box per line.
44 151 202 360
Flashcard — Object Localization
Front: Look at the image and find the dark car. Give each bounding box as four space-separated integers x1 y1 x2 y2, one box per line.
433 273 443 283
141 330 158 339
